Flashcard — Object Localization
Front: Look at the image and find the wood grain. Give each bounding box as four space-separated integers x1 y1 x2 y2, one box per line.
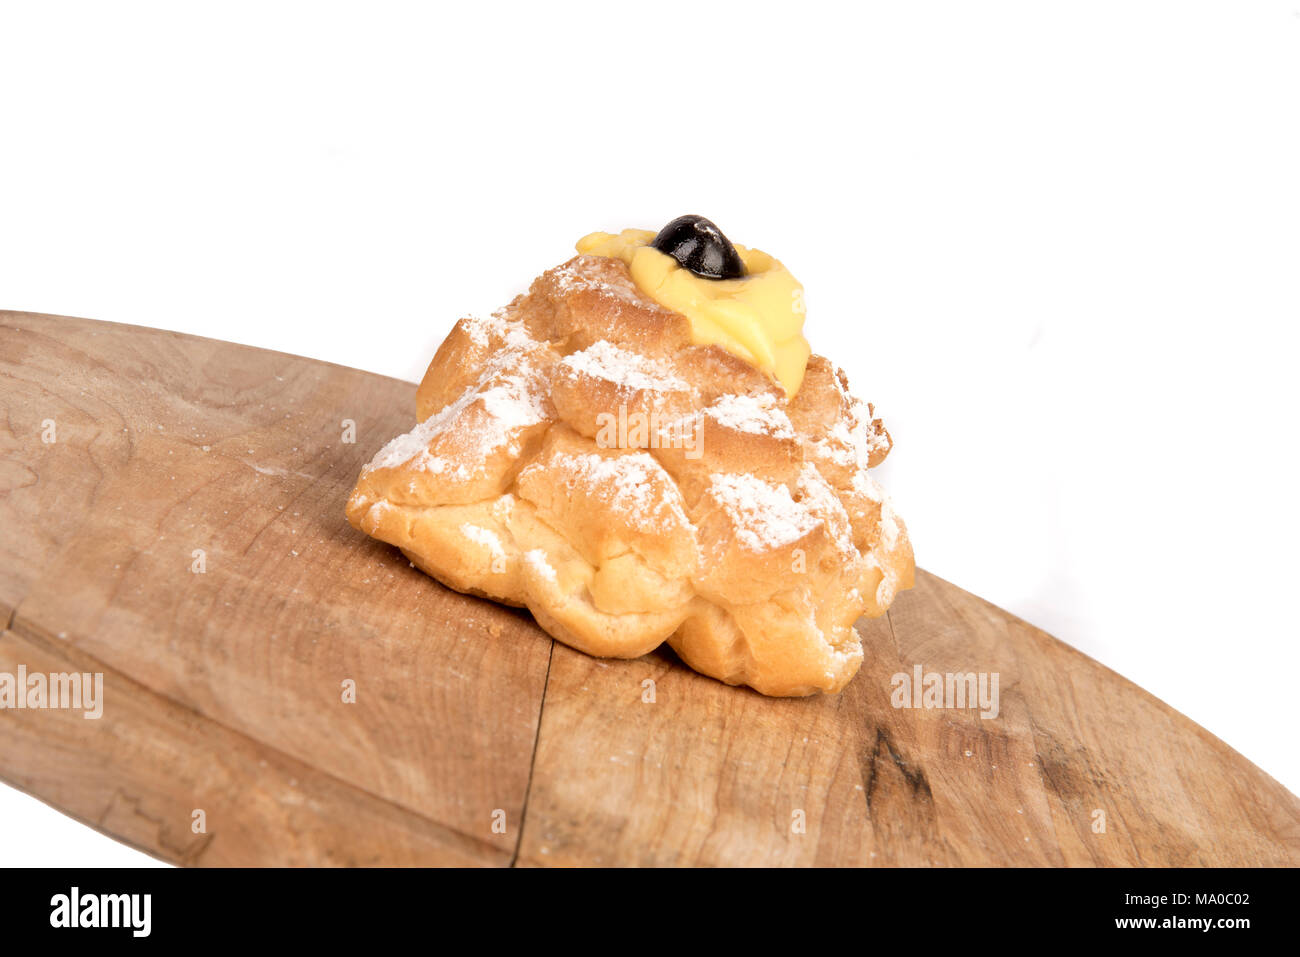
0 627 497 866
0 311 550 865
1 309 1297 866
514 572 1300 866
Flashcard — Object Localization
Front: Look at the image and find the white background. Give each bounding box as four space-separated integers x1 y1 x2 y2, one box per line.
1 1 1297 866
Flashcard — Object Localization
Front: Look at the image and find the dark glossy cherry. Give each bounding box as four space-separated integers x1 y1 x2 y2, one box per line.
650 215 746 280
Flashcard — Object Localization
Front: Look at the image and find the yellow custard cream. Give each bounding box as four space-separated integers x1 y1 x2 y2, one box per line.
576 228 811 397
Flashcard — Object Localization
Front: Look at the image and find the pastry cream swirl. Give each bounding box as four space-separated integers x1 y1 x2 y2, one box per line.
576 228 811 397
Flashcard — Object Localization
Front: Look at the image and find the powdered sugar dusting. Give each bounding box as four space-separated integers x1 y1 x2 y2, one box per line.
366 391 476 476
365 326 550 478
708 472 820 552
533 449 692 535
524 548 556 583
557 340 688 394
880 504 901 550
817 395 889 469
851 468 885 504
796 463 855 555
705 392 795 439
550 256 647 306
360 498 395 533
460 523 506 560
459 309 535 352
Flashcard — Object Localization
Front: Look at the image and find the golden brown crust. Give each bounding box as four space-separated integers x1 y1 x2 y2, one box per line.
347 255 914 695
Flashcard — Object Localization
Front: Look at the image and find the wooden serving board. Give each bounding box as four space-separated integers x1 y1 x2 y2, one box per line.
1 310 1296 867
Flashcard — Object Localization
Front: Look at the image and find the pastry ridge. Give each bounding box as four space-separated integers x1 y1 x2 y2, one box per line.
347 254 914 695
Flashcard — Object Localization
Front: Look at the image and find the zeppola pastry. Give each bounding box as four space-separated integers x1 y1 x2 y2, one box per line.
346 216 913 695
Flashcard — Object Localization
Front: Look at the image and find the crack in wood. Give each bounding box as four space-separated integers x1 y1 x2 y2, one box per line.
862 726 933 811
511 637 556 868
